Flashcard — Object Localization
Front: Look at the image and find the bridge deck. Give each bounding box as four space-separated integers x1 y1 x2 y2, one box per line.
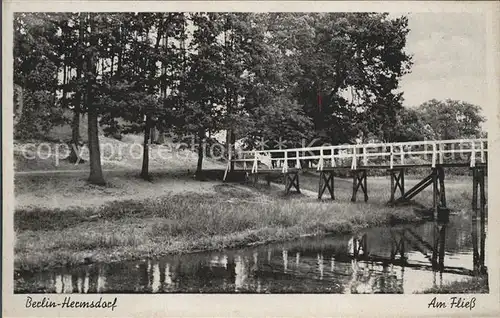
231 162 487 174
225 138 487 177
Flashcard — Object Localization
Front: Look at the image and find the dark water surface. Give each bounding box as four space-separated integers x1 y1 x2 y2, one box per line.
15 215 487 293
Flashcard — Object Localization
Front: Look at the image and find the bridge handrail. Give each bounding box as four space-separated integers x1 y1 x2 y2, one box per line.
225 138 487 176
237 138 486 153
236 138 487 154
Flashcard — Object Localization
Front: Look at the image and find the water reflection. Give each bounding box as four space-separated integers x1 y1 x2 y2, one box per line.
16 216 487 294
283 250 288 272
472 218 487 275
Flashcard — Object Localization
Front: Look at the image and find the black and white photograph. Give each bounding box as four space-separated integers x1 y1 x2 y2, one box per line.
3 0 500 316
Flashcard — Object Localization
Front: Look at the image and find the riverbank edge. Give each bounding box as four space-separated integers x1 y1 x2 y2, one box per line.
14 203 425 274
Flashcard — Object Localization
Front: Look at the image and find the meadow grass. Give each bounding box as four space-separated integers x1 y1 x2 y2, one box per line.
15 181 423 272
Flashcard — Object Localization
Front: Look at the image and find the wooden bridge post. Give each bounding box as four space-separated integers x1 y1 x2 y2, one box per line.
432 166 447 220
296 172 300 193
390 171 394 202
401 170 405 197
438 166 446 207
284 171 300 195
351 169 368 202
472 166 486 219
252 173 259 186
389 168 405 203
479 168 486 269
318 171 335 200
432 168 438 218
285 173 289 194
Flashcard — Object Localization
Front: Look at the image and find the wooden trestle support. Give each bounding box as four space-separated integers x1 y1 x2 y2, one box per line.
389 168 405 203
317 170 368 202
318 171 335 200
351 169 368 202
393 166 447 219
432 167 447 220
284 171 300 195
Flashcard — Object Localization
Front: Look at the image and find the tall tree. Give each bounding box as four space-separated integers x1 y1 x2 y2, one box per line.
85 13 106 185
173 13 225 176
418 99 485 139
391 107 436 142
14 12 416 179
242 13 314 149
267 13 412 144
13 13 65 139
67 13 86 163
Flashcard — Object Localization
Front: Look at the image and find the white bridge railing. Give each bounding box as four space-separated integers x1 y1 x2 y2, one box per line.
225 138 487 176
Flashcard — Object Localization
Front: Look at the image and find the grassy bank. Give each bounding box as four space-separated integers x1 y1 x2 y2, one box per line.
15 165 481 273
15 180 423 272
419 276 489 294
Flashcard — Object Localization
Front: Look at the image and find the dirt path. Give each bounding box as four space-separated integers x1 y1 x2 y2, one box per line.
15 169 132 176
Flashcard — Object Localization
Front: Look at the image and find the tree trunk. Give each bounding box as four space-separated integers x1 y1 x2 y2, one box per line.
230 129 236 170
117 24 123 76
87 13 106 185
101 54 105 77
88 109 105 185
226 129 236 171
52 65 59 110
157 127 165 144
224 23 232 170
110 49 114 80
140 25 163 178
68 13 85 163
196 129 205 177
181 15 187 76
150 126 157 144
68 108 82 163
62 63 67 108
141 115 152 180
230 89 238 170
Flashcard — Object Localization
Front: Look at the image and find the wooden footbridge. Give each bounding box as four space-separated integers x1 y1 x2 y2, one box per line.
224 138 488 218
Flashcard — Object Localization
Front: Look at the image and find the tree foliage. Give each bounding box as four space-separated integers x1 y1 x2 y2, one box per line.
19 13 486 183
418 99 485 140
392 99 485 142
14 13 65 139
266 13 413 144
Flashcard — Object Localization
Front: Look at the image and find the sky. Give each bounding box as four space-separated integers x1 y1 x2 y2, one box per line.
398 12 488 112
